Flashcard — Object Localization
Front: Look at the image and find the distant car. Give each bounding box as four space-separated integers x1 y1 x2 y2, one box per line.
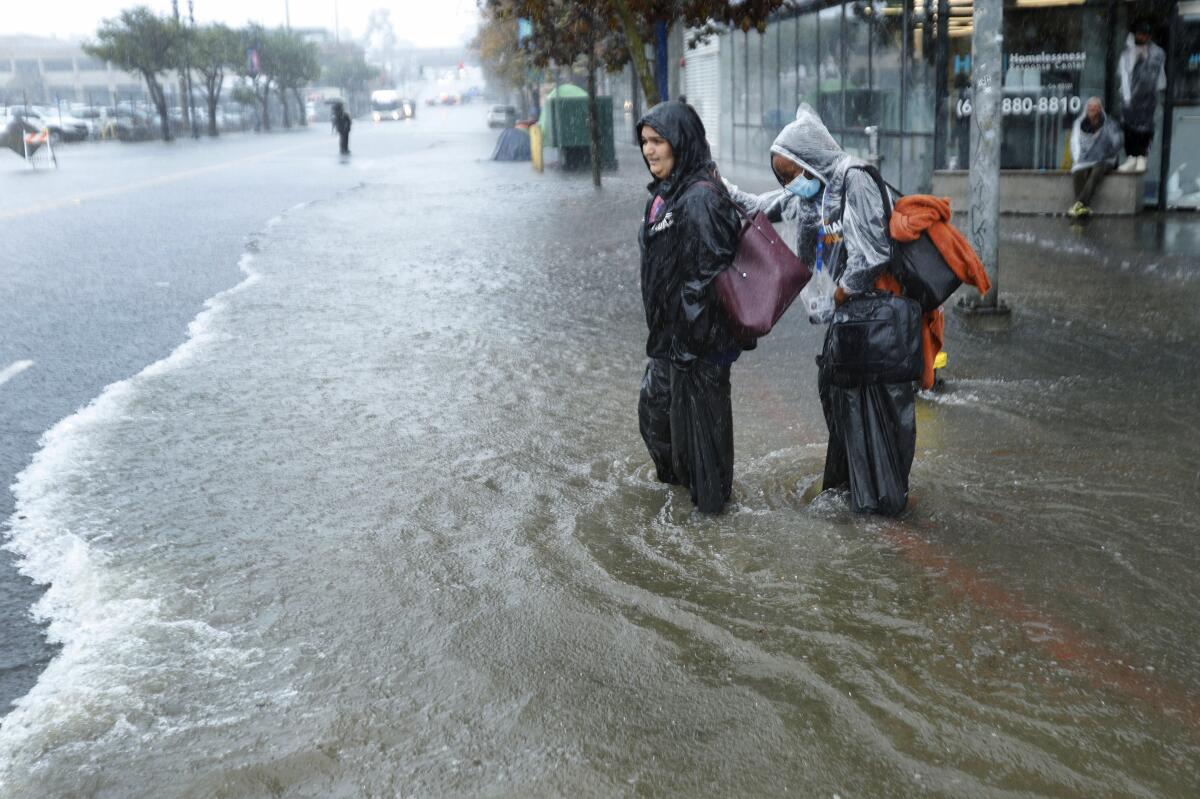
21 108 88 143
487 104 517 129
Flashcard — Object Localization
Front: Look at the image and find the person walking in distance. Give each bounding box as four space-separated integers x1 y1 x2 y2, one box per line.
1117 20 1166 174
1068 97 1123 218
332 102 352 156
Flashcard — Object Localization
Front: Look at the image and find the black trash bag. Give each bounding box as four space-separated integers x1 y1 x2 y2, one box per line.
669 359 734 513
818 365 915 516
638 357 676 484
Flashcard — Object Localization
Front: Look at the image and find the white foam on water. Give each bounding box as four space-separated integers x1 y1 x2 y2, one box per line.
0 249 265 778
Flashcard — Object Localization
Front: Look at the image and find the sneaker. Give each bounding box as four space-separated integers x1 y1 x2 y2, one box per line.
1117 155 1139 173
1136 155 1147 172
1067 201 1084 218
1078 204 1092 217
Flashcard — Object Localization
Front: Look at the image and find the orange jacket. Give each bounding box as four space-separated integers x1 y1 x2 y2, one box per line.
875 195 992 390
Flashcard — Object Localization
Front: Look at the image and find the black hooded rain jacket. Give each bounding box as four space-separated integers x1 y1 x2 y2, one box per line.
636 103 743 367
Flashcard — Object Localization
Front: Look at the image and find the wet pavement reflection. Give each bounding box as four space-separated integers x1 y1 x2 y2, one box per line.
1 109 1198 797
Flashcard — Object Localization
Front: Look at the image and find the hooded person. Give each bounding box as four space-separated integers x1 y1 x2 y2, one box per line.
725 105 915 516
333 102 352 155
1117 21 1166 173
1069 97 1124 217
635 100 745 514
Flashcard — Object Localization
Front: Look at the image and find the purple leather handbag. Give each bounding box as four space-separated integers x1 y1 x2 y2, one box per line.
708 187 812 342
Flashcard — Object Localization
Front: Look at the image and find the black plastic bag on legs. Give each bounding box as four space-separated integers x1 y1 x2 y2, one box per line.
669 359 734 513
818 363 915 516
638 357 677 484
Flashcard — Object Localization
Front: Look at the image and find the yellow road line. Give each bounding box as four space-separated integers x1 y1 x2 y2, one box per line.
0 138 322 221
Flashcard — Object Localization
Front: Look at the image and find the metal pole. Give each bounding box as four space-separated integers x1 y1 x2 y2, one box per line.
933 0 949 170
959 0 1010 324
1158 0 1180 211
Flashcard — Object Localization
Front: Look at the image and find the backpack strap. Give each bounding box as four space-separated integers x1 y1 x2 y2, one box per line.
838 164 899 268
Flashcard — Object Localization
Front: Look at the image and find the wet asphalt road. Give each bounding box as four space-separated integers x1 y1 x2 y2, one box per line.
0 115 438 709
2 106 1199 797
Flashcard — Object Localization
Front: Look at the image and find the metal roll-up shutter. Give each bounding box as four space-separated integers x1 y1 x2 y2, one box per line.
685 35 720 154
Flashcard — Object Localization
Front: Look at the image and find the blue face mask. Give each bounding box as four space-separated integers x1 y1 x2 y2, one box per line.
785 173 823 199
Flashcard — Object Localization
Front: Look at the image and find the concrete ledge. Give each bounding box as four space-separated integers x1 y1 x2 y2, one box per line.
932 169 1144 216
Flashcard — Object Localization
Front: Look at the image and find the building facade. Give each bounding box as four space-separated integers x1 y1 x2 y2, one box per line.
603 0 1199 210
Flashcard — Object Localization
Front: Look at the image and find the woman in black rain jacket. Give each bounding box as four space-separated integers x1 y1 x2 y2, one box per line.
636 101 745 513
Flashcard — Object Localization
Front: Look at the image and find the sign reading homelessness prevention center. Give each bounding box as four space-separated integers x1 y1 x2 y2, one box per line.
955 51 1088 119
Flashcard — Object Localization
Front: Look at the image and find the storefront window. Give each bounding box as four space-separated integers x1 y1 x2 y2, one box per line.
819 4 846 130
1168 3 1200 207
940 0 1113 171
798 12 820 112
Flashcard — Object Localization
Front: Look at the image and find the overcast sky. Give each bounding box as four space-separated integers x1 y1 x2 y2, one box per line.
0 0 480 48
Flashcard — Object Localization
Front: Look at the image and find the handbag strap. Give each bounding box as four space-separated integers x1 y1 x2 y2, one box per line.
693 179 751 223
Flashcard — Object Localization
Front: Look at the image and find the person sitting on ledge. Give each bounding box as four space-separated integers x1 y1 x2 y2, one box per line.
1068 97 1123 219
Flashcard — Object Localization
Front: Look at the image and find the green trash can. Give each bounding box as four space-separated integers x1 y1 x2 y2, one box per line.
543 95 617 171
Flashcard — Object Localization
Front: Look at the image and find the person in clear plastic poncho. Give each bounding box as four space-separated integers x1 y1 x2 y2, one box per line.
724 104 892 312
1069 97 1123 218
725 105 915 516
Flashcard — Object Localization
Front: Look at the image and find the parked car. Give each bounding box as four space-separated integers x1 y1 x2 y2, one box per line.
486 104 517 129
22 107 89 142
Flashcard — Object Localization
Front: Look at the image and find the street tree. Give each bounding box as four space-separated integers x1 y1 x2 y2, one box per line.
85 7 184 141
268 30 321 127
608 0 787 107
235 24 274 130
190 23 241 136
473 5 538 117
483 1 786 186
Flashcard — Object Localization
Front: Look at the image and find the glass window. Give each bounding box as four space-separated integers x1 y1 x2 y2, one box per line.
778 16 798 120
763 21 785 133
940 1 1111 171
77 58 107 72
870 2 906 132
42 59 75 72
720 28 734 163
798 12 820 112
843 2 874 130
818 4 845 130
747 29 763 126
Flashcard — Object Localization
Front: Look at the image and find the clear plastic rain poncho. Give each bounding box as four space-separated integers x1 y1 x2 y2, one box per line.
724 104 892 302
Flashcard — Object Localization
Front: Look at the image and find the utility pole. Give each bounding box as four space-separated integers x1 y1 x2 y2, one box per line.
172 0 190 131
956 0 1011 328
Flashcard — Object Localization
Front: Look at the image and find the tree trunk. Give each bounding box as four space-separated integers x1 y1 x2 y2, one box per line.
586 45 601 188
278 84 292 128
179 75 190 127
257 82 271 130
293 87 308 126
147 76 172 142
612 0 659 106
207 92 219 136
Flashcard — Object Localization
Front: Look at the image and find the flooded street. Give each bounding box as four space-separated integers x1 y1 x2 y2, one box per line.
3 109 1199 797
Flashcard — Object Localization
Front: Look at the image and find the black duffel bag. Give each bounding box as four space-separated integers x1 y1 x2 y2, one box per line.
893 230 962 313
823 291 923 387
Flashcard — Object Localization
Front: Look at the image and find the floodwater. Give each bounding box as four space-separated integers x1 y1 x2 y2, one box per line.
3 112 1199 797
